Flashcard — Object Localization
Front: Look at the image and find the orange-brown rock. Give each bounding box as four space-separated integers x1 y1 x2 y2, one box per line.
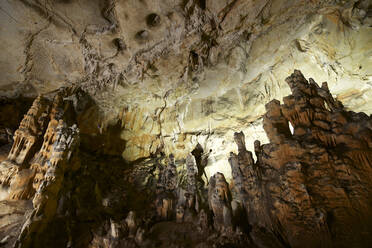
230 70 372 248
16 119 79 248
7 96 50 166
30 93 68 194
0 96 50 200
208 172 233 231
155 154 177 220
2 71 372 248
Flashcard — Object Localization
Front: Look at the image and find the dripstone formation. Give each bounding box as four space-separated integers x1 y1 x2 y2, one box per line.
229 70 372 248
0 70 371 248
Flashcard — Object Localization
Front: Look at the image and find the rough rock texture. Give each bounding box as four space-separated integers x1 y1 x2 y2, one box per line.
17 120 79 248
0 70 371 247
0 89 84 247
0 0 371 179
0 0 371 247
7 96 49 166
0 201 32 248
0 96 50 200
229 70 372 248
208 172 233 231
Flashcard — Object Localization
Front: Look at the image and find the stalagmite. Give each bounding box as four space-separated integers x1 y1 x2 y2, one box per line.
229 70 372 248
0 0 371 245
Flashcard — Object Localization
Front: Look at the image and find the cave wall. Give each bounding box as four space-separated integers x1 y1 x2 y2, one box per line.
0 1 371 246
0 70 371 248
230 70 372 248
0 1 371 180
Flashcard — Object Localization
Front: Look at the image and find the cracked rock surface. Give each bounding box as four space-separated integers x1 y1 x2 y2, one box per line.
0 0 371 177
0 0 371 247
0 70 371 248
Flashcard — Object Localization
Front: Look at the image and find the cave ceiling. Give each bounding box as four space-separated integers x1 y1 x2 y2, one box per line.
0 1 372 247
0 0 371 179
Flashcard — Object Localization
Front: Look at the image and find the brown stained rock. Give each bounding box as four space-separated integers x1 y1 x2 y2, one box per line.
208 172 232 231
17 119 79 248
185 154 198 210
31 120 79 209
8 169 35 200
7 96 50 166
229 132 264 228
1 90 81 201
0 89 84 247
263 99 292 144
230 70 372 248
155 154 178 220
29 91 74 195
0 96 51 200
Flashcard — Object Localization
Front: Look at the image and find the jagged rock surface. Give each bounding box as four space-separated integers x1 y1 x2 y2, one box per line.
0 96 51 200
208 172 233 231
0 0 371 180
0 70 371 247
0 1 371 244
0 88 86 247
229 70 372 248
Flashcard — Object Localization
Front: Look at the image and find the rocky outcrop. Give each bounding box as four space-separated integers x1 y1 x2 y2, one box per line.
155 154 177 220
208 172 233 232
0 89 84 247
1 0 371 181
1 70 372 248
7 96 50 166
0 96 50 200
229 70 372 248
16 120 79 248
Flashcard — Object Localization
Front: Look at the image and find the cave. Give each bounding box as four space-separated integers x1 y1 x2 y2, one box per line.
0 0 371 248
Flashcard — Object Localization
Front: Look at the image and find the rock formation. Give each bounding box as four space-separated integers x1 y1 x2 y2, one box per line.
208 172 233 231
0 90 81 201
229 70 372 248
155 154 178 220
0 69 371 247
17 120 79 248
0 96 50 200
0 88 84 247
7 96 50 166
0 0 371 246
185 154 199 212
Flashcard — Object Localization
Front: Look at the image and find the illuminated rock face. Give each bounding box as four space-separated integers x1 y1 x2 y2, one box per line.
0 71 371 247
0 0 371 247
208 172 233 231
230 70 372 248
19 120 79 248
7 96 49 166
0 0 371 179
0 96 50 200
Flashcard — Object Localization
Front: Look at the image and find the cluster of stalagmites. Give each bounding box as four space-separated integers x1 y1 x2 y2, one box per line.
0 89 81 247
0 70 371 247
229 70 372 248
89 153 242 248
